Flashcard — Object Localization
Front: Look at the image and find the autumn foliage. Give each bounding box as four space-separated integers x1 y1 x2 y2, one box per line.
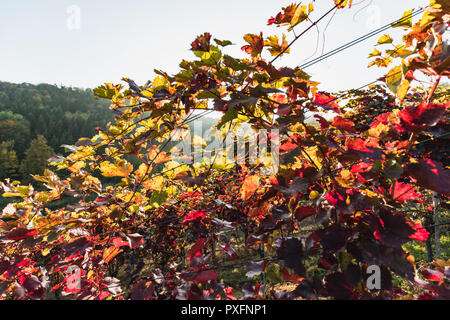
0 0 449 300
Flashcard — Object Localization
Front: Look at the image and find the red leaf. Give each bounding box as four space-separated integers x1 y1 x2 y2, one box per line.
222 243 237 259
191 270 218 284
314 114 330 130
241 32 264 58
97 291 110 300
373 210 428 247
409 222 429 242
407 159 450 195
391 182 420 202
191 32 211 52
240 175 260 201
312 93 341 113
111 237 130 248
398 102 447 132
224 287 237 300
332 116 356 132
267 17 277 25
324 191 344 206
282 268 304 284
131 280 154 300
421 269 444 282
187 238 207 257
346 137 382 162
280 140 298 152
267 4 298 26
294 206 317 222
6 228 38 241
183 210 208 223
127 233 144 249
405 69 415 81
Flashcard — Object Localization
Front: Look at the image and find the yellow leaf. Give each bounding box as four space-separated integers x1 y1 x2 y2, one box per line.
377 34 393 45
368 48 381 58
396 79 411 102
87 270 95 280
336 169 355 188
335 0 352 8
309 190 319 200
100 160 133 177
143 175 165 191
386 66 403 93
148 148 171 164
152 76 168 89
391 9 413 29
2 192 22 198
41 248 51 256
368 122 390 138
433 259 450 268
68 161 86 173
303 146 323 169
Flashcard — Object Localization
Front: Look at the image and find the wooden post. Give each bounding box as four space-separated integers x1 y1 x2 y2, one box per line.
425 213 433 262
433 192 440 259
211 236 217 267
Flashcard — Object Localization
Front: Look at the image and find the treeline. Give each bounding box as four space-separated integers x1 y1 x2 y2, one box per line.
0 81 113 182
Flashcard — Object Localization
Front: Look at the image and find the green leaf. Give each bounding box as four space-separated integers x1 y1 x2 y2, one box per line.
265 263 283 283
214 39 233 47
194 45 222 65
223 55 250 71
150 190 168 207
197 90 220 100
93 83 121 99
217 106 238 129
264 34 290 57
385 159 404 180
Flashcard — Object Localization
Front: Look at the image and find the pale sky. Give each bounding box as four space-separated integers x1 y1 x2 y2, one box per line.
0 0 429 92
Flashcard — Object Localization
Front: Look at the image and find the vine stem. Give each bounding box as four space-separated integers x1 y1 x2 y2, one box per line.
270 0 345 64
392 74 442 200
426 75 441 104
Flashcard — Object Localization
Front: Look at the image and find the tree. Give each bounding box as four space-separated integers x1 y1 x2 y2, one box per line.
0 119 30 159
19 134 54 182
0 141 20 180
0 0 448 300
0 81 112 158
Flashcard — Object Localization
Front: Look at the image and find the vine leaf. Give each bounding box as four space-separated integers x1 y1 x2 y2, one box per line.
240 175 260 201
100 160 133 177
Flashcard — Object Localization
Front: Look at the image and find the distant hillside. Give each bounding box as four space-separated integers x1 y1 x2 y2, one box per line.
0 81 113 158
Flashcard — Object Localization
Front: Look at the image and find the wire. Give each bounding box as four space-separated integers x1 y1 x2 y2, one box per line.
300 7 424 69
184 6 426 124
269 0 346 64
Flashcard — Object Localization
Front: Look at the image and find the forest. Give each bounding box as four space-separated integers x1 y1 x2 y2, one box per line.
0 0 449 301
0 81 113 180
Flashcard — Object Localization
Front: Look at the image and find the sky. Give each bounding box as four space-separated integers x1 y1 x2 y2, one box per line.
0 0 430 93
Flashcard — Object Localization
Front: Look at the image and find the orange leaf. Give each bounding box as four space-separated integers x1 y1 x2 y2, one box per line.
282 268 305 284
240 175 260 201
103 246 122 263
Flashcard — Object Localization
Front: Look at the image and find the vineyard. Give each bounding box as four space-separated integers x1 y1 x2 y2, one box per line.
0 0 449 300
